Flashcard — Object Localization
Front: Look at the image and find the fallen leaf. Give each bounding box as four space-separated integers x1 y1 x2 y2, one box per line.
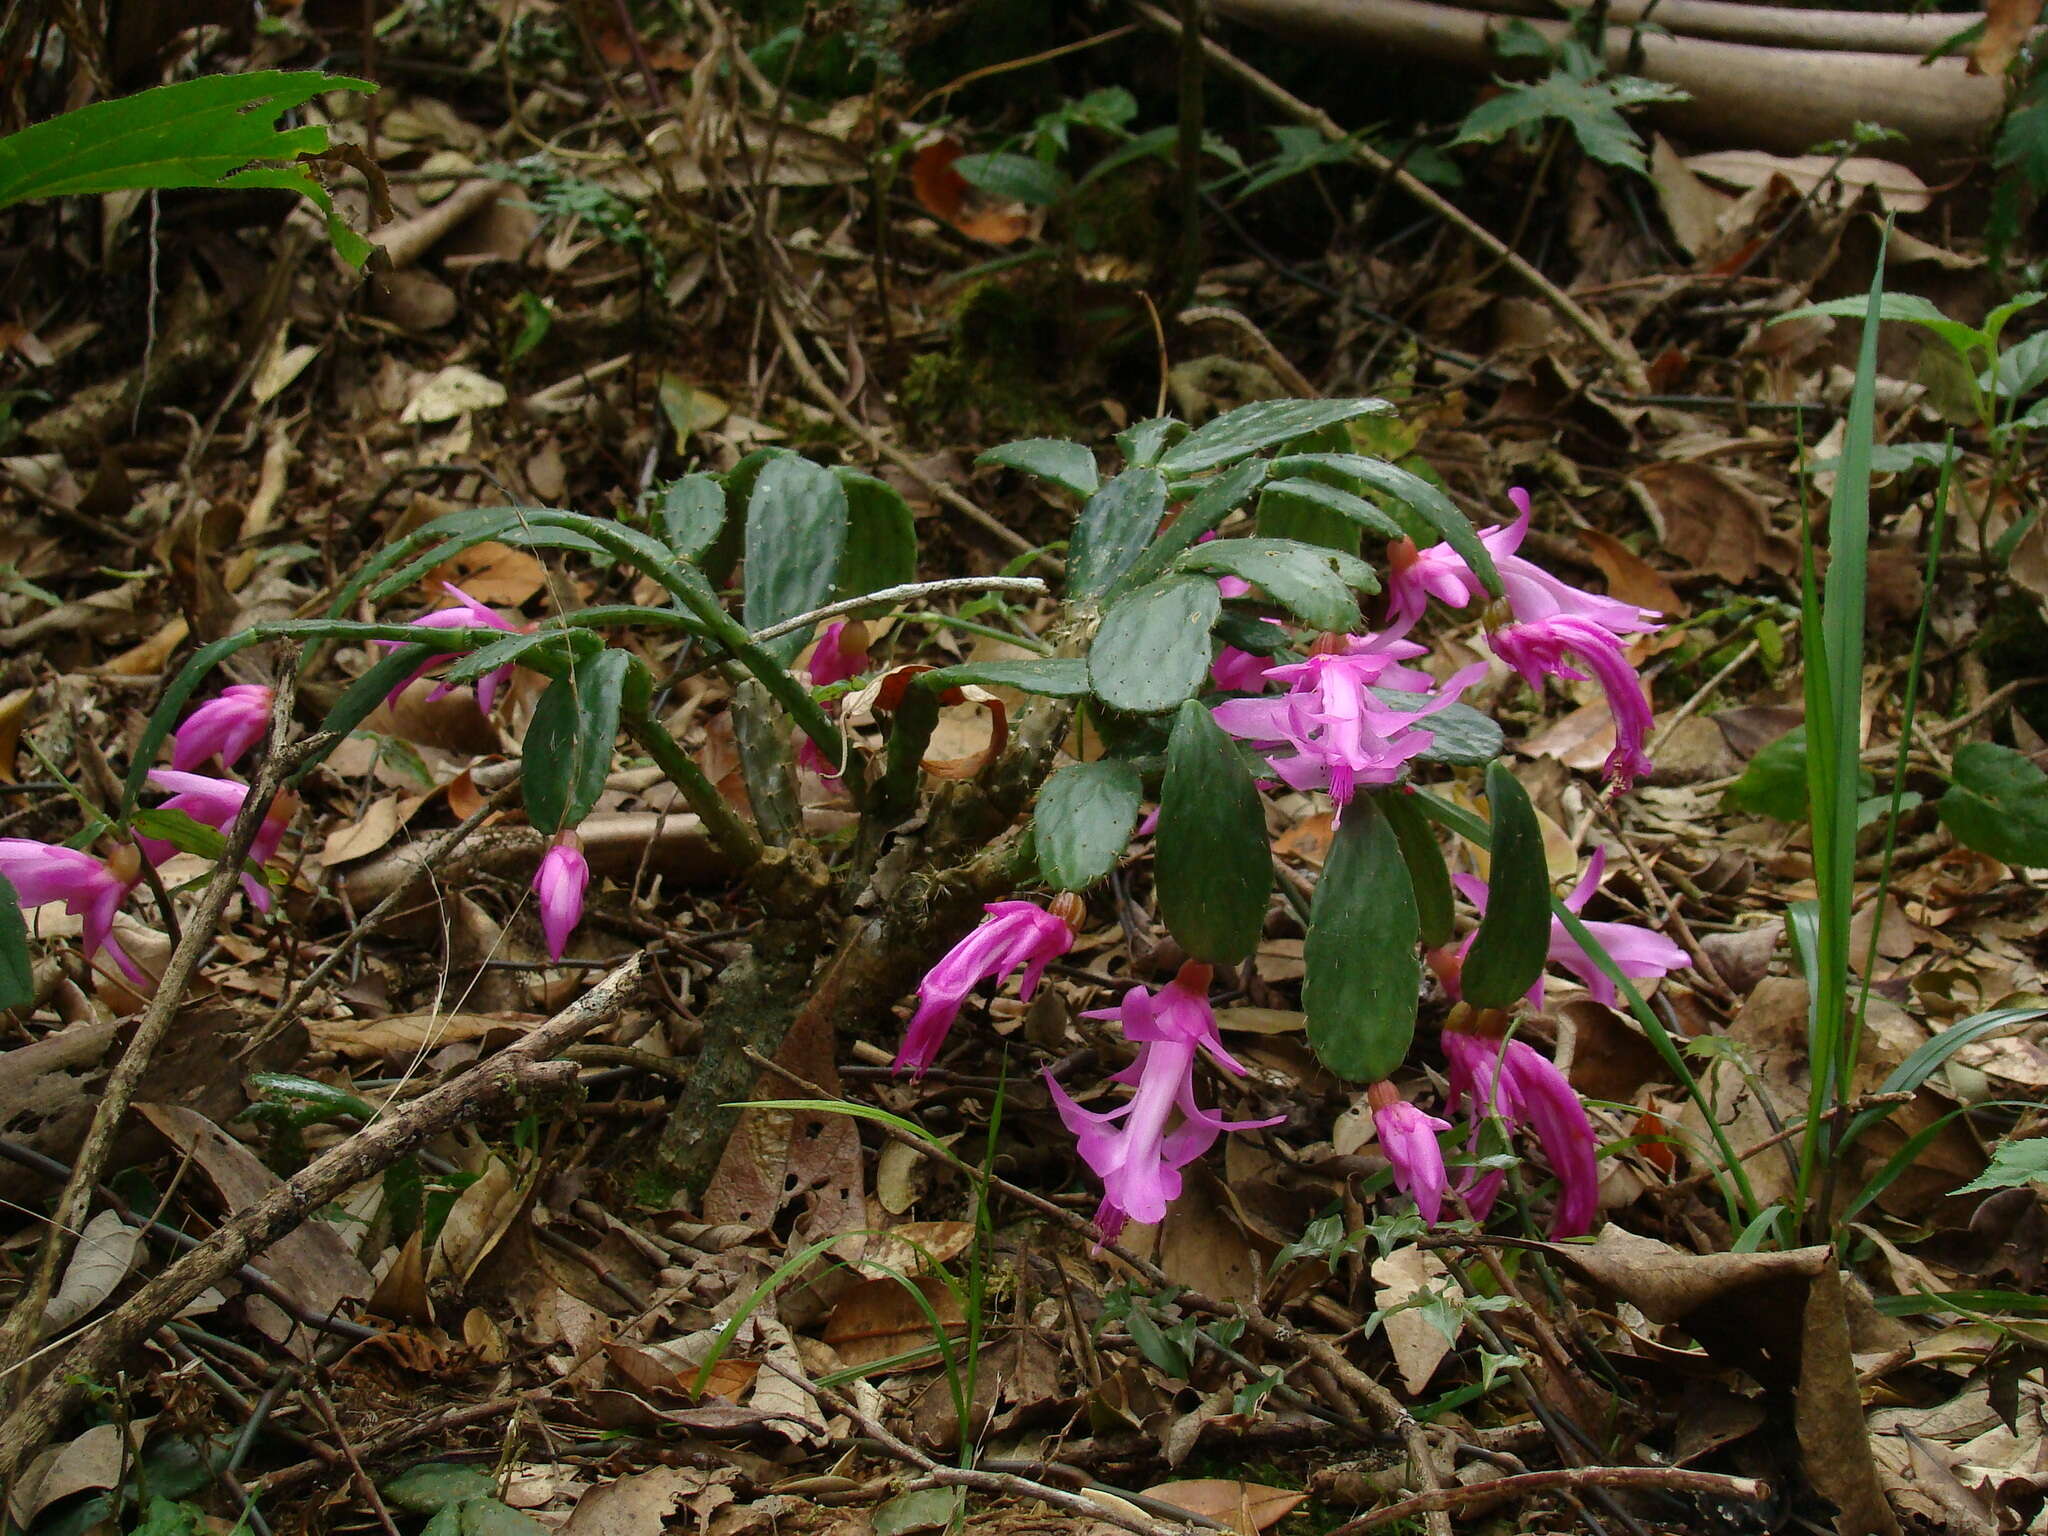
426 539 547 606
305 1011 538 1059
1684 150 1932 214
561 1468 714 1536
1371 1246 1461 1394
1580 527 1685 616
428 1154 530 1288
0 687 32 782
401 365 508 424
1138 1479 1306 1535
822 1274 965 1369
1972 0 2046 75
910 137 1031 245
41 1209 142 1332
1633 461 1776 584
1649 135 1735 262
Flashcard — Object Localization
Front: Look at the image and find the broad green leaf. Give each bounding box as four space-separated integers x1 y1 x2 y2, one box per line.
1380 791 1454 950
1117 417 1187 468
1983 329 2048 399
975 438 1098 498
1937 742 2048 866
1036 760 1143 890
1450 71 1687 174
1261 476 1404 541
1270 453 1502 597
1370 690 1504 766
1256 477 1362 557
1773 292 1988 366
1158 398 1391 476
1069 467 1167 599
382 1465 496 1515
1720 725 1878 823
442 626 600 686
1955 1136 2048 1194
1156 700 1270 965
1175 536 1376 631
918 657 1092 697
0 71 378 263
656 473 725 562
1460 763 1551 1008
0 871 37 1009
1982 290 2046 349
1087 577 1222 714
745 455 849 657
1302 800 1419 1081
1118 458 1272 592
522 649 629 834
833 469 918 605
953 151 1070 205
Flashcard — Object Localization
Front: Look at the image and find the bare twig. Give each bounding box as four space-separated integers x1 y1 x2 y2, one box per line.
0 956 645 1481
0 680 301 1397
1324 1465 1769 1534
750 577 1050 645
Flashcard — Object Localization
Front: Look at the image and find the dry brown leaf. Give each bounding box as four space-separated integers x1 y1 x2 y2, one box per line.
319 795 408 866
1649 135 1735 262
305 1011 536 1059
0 686 32 782
561 1468 719 1536
428 1154 530 1288
1371 1245 1460 1394
1684 150 1932 214
1138 1479 1306 1535
821 1274 965 1369
1155 1165 1262 1303
41 1209 142 1333
910 137 1031 245
1275 811 1334 868
136 1103 372 1352
921 685 1008 780
7 1421 145 1528
426 538 547 606
1972 0 2046 75
1633 461 1775 584
1580 527 1685 616
98 616 191 677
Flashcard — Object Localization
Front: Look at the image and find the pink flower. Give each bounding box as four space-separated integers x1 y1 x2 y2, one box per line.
1384 489 1663 790
1210 632 1485 819
533 837 589 961
1370 1087 1454 1226
1047 963 1282 1242
378 583 523 715
170 684 273 772
0 840 150 985
807 621 869 688
1449 848 1688 1009
896 899 1077 1076
1442 1032 1600 1237
135 770 293 911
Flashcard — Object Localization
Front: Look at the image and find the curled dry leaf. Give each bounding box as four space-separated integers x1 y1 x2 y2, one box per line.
1138 1479 1306 1535
910 137 1032 246
41 1208 142 1333
1684 151 1933 214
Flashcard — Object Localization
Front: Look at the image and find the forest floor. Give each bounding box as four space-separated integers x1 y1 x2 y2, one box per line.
0 4 2045 1535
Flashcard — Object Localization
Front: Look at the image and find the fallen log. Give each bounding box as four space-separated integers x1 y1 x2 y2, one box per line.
1213 0 2006 153
1432 0 2002 56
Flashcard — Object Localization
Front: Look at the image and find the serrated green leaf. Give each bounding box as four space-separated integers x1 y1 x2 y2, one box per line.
1460 763 1551 1008
1156 701 1270 965
918 657 1093 697
1117 417 1187 468
1773 292 1987 365
1937 742 2048 866
381 1464 496 1514
1450 71 1685 173
1955 1136 2048 1194
522 649 630 834
1035 760 1143 891
1983 330 2048 399
0 71 378 263
1158 398 1392 475
1175 537 1376 631
1087 577 1222 714
1069 467 1167 599
1302 800 1419 1081
975 438 1098 497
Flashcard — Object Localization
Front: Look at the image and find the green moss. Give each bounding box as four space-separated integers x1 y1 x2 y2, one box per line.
897 275 1079 442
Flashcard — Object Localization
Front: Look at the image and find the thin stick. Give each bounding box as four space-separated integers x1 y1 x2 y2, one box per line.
750 577 1050 644
0 679 301 1395
1128 0 1651 390
0 956 644 1482
1324 1465 1768 1534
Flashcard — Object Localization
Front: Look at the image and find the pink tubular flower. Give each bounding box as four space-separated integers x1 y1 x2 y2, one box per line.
1369 1085 1454 1226
807 621 869 688
1210 632 1485 819
1385 488 1663 789
0 840 149 985
1442 1032 1600 1238
170 684 273 772
1210 642 1275 694
533 836 590 962
379 582 523 715
1449 848 1688 1009
1047 962 1283 1242
134 770 293 911
895 899 1078 1076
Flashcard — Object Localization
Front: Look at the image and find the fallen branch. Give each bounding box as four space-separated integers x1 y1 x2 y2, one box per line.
1324 1464 1771 1534
1439 0 2010 54
0 954 645 1483
1130 0 1649 392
